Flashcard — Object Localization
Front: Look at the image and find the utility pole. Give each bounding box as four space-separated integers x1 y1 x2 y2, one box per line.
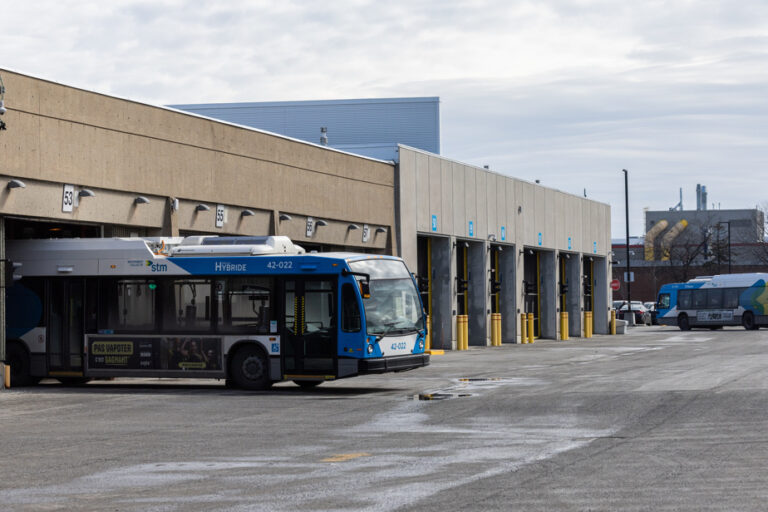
623 169 632 323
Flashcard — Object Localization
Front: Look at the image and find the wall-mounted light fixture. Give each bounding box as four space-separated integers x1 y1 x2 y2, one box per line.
488 234 497 242
375 227 387 233
7 179 25 189
348 224 360 230
520 248 533 255
134 196 150 205
241 209 255 217
195 204 210 212
78 189 95 198
517 206 522 214
316 219 328 227
279 213 292 221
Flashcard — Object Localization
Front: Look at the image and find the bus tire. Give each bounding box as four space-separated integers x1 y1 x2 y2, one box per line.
742 311 758 330
293 380 323 389
230 345 272 391
677 314 691 331
4 342 40 387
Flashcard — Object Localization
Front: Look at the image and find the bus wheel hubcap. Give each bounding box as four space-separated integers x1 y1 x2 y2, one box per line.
242 356 263 380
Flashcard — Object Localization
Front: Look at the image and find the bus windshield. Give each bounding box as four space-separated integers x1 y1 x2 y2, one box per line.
349 259 424 336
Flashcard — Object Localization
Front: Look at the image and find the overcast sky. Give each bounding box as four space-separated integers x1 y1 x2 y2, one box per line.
4 0 767 237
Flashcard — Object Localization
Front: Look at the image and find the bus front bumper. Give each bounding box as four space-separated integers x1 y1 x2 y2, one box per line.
358 353 430 374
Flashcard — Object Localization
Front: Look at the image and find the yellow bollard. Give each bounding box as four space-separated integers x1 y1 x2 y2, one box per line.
425 315 432 351
564 311 569 340
3 364 9 389
611 310 616 335
527 313 535 344
586 311 593 338
560 312 569 341
491 313 502 346
462 315 469 350
457 315 469 350
520 313 527 343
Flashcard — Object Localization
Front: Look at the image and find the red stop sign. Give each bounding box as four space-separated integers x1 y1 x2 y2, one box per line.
610 279 621 291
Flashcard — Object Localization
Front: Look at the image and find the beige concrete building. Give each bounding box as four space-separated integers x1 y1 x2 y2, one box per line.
397 146 611 348
0 69 611 381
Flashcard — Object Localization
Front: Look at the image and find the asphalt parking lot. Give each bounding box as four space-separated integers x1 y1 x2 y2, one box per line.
3 325 768 511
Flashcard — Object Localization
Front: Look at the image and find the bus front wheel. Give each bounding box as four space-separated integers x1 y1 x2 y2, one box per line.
230 345 272 391
677 314 691 331
742 311 759 330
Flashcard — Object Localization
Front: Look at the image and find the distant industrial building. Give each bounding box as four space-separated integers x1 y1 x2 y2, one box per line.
612 185 767 302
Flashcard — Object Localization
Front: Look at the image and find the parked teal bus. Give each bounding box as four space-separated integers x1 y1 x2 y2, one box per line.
656 273 768 331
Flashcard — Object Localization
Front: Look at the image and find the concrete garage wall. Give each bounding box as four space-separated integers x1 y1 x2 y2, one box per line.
397 145 612 345
0 69 396 251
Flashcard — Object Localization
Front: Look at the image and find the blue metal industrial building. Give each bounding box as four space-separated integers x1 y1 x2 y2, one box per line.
169 97 440 161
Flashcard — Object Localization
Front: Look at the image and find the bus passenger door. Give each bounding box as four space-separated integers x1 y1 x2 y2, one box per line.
48 279 88 375
282 278 337 376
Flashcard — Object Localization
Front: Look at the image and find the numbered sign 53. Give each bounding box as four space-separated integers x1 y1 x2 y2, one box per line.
62 184 75 212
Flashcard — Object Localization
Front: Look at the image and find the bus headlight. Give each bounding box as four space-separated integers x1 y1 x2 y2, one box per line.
418 339 424 350
367 344 374 354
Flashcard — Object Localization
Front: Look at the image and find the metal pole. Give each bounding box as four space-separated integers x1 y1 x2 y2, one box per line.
728 221 732 274
623 169 631 309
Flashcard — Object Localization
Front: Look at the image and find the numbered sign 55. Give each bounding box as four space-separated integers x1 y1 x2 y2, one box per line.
215 205 226 228
62 184 75 212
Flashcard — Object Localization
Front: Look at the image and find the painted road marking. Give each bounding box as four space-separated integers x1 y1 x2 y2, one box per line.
321 452 371 463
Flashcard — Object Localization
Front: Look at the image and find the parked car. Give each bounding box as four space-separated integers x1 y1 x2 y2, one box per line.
642 302 659 325
616 301 647 324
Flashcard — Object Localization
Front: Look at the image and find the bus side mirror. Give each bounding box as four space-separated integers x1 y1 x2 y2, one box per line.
360 281 371 299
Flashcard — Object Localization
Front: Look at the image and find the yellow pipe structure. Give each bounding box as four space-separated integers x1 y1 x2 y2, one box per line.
644 219 669 260
425 315 432 351
520 313 527 343
611 310 616 335
660 219 689 261
527 313 535 344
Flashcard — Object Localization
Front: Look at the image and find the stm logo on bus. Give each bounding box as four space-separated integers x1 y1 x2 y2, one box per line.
145 260 168 272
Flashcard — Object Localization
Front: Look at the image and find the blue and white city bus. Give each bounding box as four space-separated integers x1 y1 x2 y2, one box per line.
656 273 768 331
4 236 429 389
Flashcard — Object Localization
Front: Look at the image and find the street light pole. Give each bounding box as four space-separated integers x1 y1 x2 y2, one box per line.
623 169 631 320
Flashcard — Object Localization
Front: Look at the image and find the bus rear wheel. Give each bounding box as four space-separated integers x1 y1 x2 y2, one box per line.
230 345 272 391
742 311 759 330
677 314 691 331
4 342 40 387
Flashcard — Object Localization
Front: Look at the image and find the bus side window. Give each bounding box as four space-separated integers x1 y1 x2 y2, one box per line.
692 289 707 309
658 293 670 310
678 290 692 309
707 289 723 308
723 288 739 309
219 277 274 333
164 279 212 331
341 283 361 332
103 279 157 331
